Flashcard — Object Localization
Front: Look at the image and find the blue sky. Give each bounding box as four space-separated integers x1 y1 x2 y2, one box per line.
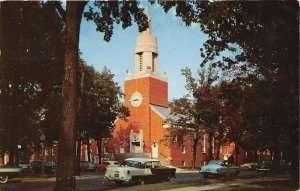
79 2 208 100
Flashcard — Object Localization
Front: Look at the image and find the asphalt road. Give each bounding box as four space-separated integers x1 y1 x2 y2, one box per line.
0 171 255 191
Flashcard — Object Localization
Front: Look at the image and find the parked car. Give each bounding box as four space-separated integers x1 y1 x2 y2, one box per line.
0 166 21 183
256 160 291 174
200 160 240 178
30 160 56 174
279 160 291 173
80 161 96 172
240 162 258 170
18 161 30 173
96 161 120 172
256 160 273 173
104 158 176 185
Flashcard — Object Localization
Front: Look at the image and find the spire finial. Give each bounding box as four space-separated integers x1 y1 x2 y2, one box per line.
144 8 150 18
142 8 151 35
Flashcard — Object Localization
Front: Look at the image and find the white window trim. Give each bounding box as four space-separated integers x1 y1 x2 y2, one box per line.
212 137 214 154
182 144 186 154
201 134 206 153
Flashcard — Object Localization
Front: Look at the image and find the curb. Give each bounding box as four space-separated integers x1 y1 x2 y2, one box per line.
162 176 291 191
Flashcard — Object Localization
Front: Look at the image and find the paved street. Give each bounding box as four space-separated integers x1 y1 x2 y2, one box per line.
0 170 255 191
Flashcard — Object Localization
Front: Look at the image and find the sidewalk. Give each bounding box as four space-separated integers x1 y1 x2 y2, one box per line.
162 176 290 191
13 173 102 183
164 165 199 173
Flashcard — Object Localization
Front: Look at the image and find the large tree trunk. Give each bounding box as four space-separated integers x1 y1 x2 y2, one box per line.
234 143 239 165
8 147 14 166
216 140 221 160
208 133 214 160
273 136 281 172
76 138 81 175
15 147 19 167
55 2 86 191
87 137 91 162
253 149 258 161
97 138 102 164
192 138 198 169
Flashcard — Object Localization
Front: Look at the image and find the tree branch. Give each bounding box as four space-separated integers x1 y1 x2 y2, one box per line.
52 1 66 23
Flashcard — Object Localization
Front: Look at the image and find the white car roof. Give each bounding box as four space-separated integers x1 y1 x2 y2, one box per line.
125 158 160 163
103 161 119 163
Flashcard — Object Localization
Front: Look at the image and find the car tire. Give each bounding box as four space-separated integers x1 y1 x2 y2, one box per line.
139 179 145 185
164 175 172 182
0 175 8 184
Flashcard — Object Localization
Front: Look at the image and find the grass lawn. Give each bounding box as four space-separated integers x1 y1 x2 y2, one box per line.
107 174 297 191
107 179 215 191
214 180 297 191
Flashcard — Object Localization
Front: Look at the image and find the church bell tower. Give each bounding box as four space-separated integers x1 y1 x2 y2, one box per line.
124 8 168 153
125 8 168 109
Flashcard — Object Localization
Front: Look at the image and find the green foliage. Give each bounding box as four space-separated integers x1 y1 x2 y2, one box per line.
78 62 129 141
0 1 64 162
160 1 298 170
167 65 222 166
84 1 148 42
159 1 299 168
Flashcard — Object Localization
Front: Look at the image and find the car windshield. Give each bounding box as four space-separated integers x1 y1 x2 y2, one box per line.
123 160 140 167
45 161 55 165
144 161 160 168
208 160 223 165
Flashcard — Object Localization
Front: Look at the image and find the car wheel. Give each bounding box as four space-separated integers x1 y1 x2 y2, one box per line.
203 173 208 178
164 175 172 182
0 175 8 184
115 180 123 186
139 179 145 185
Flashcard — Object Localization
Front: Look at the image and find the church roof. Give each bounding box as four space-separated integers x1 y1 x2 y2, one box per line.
150 104 177 120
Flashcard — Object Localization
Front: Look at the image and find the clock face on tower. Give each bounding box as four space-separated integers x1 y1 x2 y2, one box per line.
130 91 143 107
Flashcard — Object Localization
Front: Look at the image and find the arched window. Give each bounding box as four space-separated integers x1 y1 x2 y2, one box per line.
182 144 186 154
201 135 206 153
120 143 124 154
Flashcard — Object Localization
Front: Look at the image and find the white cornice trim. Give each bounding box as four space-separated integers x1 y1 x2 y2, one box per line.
125 73 168 82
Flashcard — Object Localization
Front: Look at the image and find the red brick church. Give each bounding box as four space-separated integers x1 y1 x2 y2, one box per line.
81 9 244 167
79 9 273 167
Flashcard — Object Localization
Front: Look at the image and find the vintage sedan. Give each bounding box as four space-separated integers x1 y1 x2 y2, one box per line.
240 162 258 170
30 160 56 174
200 160 240 178
104 158 176 185
0 166 21 183
18 161 30 173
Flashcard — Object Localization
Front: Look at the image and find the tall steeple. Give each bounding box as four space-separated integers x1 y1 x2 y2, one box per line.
134 8 159 76
142 8 152 35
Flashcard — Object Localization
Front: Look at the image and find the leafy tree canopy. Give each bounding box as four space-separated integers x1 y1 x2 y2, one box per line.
0 1 65 163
